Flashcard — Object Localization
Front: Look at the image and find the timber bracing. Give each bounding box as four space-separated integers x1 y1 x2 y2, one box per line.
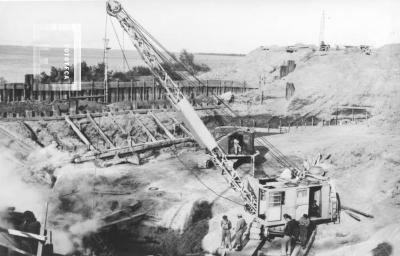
68 110 194 163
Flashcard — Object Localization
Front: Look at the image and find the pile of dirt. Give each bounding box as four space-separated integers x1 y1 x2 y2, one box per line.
202 44 400 120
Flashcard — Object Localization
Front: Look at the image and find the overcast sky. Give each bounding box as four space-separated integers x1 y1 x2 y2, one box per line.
0 0 399 53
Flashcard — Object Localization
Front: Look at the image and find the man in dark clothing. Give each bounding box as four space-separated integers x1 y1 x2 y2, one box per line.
19 211 41 254
298 214 311 248
233 214 247 251
281 214 299 256
310 200 320 217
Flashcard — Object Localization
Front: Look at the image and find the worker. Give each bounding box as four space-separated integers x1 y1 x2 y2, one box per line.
19 211 41 254
220 215 232 250
233 138 241 155
281 214 299 256
298 214 310 248
233 213 247 251
310 200 320 217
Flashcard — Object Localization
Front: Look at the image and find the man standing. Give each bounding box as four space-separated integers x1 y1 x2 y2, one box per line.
310 200 320 217
19 211 41 254
220 215 232 250
298 214 310 248
281 214 299 256
233 138 241 155
233 213 247 251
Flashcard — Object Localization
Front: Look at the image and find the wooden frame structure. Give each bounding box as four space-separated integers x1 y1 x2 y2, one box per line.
62 110 194 164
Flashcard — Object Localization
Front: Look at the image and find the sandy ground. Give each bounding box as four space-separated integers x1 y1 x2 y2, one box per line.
259 124 400 256
1 120 399 256
201 44 400 121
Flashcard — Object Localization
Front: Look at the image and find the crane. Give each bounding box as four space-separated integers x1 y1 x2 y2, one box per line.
106 0 259 214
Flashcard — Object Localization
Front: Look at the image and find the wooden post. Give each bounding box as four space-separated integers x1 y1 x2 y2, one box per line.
130 79 133 101
23 83 26 101
12 84 16 102
142 81 145 102
153 77 156 101
4 84 7 103
91 80 94 101
116 80 120 102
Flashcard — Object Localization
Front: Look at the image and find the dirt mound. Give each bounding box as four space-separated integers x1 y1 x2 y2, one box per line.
202 44 400 120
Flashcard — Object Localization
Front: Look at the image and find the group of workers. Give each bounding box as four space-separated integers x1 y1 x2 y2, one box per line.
220 214 247 251
281 213 315 256
220 211 316 255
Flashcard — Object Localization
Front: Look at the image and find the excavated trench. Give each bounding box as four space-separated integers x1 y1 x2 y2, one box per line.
81 200 213 256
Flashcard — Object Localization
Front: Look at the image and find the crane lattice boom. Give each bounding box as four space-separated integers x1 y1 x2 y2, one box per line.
106 0 258 214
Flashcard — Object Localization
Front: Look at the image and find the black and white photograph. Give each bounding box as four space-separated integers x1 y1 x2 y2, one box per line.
0 0 399 255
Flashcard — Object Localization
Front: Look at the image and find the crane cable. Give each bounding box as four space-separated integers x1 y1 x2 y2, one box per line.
172 145 244 207
110 18 131 72
117 11 237 116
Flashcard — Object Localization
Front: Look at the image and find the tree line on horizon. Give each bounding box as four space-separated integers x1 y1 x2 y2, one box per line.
38 49 210 84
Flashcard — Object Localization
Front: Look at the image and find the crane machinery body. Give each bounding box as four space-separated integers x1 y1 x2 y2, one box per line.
106 0 340 241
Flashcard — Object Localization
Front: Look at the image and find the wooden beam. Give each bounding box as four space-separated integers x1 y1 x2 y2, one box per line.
99 212 146 230
64 116 93 149
7 229 46 242
87 113 115 148
72 137 192 163
108 112 126 134
129 111 157 142
149 112 175 140
344 210 361 221
0 105 223 122
171 117 193 138
342 205 374 218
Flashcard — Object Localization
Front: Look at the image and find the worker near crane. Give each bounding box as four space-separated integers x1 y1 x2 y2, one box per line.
233 213 247 251
233 138 241 155
298 214 311 248
220 215 232 250
19 211 41 254
310 200 320 217
281 214 299 256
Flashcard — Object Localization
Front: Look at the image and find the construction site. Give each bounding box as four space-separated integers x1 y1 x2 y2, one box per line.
0 1 400 256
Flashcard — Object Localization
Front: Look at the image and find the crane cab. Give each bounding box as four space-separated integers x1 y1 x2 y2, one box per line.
248 176 340 229
214 128 259 172
215 128 255 155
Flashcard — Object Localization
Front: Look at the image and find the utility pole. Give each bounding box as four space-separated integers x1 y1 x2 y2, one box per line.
319 10 325 46
103 38 110 103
